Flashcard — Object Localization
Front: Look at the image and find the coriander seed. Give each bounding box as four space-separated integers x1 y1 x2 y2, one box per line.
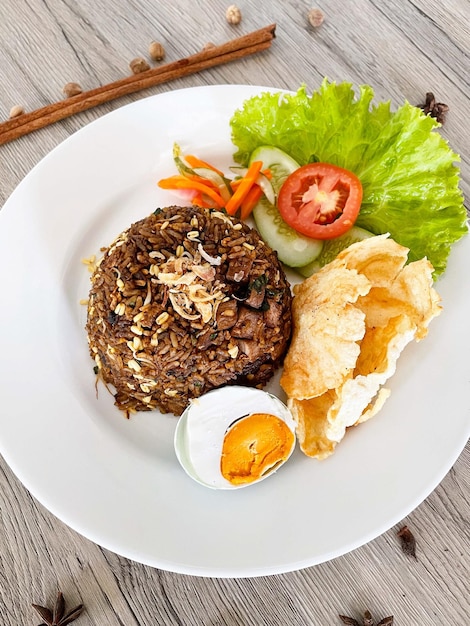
149 41 165 62
202 42 216 50
129 57 150 74
226 5 242 25
63 82 82 98
308 8 325 27
9 105 24 118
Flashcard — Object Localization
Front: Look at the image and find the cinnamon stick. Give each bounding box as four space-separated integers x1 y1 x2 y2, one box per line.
0 24 276 146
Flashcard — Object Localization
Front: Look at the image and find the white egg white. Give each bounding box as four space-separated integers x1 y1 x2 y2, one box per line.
174 386 296 489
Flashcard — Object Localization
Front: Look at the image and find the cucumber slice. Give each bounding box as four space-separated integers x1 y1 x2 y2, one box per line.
252 198 323 268
298 227 375 277
249 146 301 194
248 146 322 267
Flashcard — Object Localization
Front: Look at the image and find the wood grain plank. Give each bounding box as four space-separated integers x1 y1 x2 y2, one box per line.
0 1 468 625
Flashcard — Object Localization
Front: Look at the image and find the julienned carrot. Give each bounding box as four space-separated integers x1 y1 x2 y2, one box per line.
158 175 225 207
240 185 263 220
191 192 213 208
224 160 263 215
159 156 271 216
231 169 272 193
159 173 222 190
184 155 225 177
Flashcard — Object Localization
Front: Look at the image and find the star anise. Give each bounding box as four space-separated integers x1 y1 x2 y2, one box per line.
32 590 84 626
339 610 394 625
418 92 449 124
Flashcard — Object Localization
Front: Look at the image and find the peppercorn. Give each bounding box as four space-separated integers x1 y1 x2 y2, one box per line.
129 57 150 74
9 105 24 118
226 5 242 25
149 41 165 62
63 82 82 98
307 8 325 27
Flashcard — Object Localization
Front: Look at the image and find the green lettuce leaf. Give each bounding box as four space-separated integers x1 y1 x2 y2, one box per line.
230 80 468 276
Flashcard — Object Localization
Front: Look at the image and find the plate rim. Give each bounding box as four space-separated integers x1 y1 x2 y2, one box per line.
0 83 469 577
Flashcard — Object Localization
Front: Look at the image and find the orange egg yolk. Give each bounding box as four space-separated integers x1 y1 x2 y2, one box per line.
220 413 294 485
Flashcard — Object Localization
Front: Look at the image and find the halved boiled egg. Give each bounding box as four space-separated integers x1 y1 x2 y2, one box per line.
174 386 296 489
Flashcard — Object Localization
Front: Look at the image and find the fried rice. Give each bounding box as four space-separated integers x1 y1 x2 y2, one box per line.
86 206 292 416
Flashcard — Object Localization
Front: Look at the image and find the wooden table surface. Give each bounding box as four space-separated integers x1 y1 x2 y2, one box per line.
0 1 468 624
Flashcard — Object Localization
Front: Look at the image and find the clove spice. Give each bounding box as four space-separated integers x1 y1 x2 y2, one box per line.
397 524 417 559
418 92 449 124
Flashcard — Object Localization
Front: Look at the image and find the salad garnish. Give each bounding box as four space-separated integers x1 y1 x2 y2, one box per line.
158 80 467 277
230 79 468 276
158 143 272 219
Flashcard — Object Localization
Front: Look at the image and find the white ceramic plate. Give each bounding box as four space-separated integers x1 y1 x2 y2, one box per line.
0 85 469 578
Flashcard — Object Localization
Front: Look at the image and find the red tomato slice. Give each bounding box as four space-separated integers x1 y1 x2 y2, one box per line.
277 163 363 239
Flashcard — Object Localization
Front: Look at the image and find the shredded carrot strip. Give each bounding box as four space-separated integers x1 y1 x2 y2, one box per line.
158 174 191 186
240 185 263 220
224 161 263 215
192 196 214 208
158 175 225 207
231 169 271 192
159 173 219 190
159 158 271 219
187 175 222 190
184 155 225 177
191 192 204 207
